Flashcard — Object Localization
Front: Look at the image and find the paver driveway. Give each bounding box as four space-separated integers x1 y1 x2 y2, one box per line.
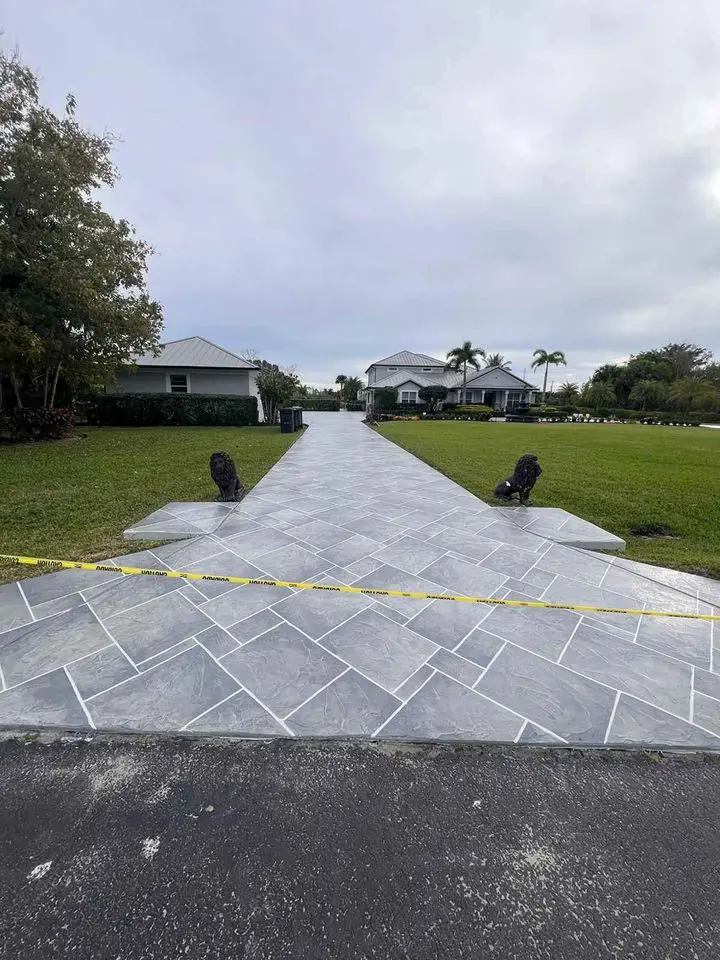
1 413 718 747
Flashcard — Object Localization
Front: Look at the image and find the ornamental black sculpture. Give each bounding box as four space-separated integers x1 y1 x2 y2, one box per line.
209 452 246 502
494 453 542 505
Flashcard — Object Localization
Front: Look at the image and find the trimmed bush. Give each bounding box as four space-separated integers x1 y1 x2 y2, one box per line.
1 407 74 442
454 404 494 420
87 393 258 427
345 400 365 411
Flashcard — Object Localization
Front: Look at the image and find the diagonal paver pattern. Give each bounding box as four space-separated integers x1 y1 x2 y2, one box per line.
0 412 718 747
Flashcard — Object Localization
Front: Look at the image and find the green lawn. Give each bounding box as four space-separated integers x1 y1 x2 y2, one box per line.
0 426 297 584
377 421 720 578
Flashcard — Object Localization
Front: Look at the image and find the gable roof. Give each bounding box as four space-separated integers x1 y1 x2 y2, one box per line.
132 336 258 369
465 367 537 389
365 350 445 372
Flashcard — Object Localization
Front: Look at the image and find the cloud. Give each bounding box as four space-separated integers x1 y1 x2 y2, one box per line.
4 0 720 387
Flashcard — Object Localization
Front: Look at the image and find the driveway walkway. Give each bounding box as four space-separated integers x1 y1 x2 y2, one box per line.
1 413 718 747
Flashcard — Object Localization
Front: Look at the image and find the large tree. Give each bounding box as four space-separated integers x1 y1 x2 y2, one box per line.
531 349 566 406
445 340 485 405
254 360 301 423
628 379 669 411
0 50 162 407
581 381 616 411
484 353 510 370
555 381 580 405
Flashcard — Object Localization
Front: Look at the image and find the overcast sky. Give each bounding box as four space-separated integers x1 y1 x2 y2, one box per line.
4 1 720 388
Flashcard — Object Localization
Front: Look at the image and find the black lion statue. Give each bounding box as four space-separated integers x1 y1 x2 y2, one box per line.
494 453 542 505
209 452 246 503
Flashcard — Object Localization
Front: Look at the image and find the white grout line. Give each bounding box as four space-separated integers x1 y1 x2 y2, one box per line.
513 719 528 743
179 689 243 731
690 666 696 724
372 670 438 737
82 600 140 672
556 618 584 664
220 620 282 651
0 660 6 691
603 691 622 744
283 667 352 720
631 603 646 644
84 643 197 701
391 663 432 697
472 640 508 686
135 638 195 667
193 637 294 735
64 666 96 729
16 582 36 622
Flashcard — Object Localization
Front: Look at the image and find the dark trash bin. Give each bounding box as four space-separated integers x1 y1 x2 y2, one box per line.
280 408 295 433
292 406 303 430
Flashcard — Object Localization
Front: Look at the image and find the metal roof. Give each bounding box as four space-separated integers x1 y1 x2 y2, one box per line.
368 366 537 391
132 337 258 369
365 350 445 372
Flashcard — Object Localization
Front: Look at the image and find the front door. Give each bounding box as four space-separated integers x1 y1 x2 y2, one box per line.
484 391 496 409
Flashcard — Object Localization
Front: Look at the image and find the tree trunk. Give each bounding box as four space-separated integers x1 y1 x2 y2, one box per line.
49 361 62 408
9 365 22 408
462 363 467 405
542 364 549 407
43 366 50 408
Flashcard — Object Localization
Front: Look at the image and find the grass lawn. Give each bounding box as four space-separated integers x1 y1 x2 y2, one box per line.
0 426 298 584
377 421 720 579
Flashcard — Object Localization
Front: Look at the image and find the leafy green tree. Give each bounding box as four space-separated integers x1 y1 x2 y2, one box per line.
484 353 510 370
555 381 580 404
445 341 485 405
659 343 713 381
0 50 162 408
418 384 448 411
374 387 397 412
628 379 669 411
668 378 720 412
255 361 301 423
335 374 347 395
581 381 616 411
531 349 567 406
341 376 363 402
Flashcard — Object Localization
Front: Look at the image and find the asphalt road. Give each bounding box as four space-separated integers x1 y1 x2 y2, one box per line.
1 734 719 959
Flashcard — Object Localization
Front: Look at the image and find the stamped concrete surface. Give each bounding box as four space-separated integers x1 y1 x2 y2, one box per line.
0 412 718 747
2 736 720 960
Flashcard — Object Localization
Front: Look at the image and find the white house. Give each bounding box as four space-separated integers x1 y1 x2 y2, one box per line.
364 350 538 411
109 336 264 417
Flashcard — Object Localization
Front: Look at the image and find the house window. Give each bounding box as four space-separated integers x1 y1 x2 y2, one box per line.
169 374 189 393
388 367 398 371
422 367 432 372
401 391 417 404
506 391 522 410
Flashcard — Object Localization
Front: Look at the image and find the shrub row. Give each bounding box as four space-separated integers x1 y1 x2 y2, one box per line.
0 407 74 442
290 397 343 411
87 393 258 427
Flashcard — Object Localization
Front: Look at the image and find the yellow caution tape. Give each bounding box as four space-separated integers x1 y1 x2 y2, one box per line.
1 553 718 622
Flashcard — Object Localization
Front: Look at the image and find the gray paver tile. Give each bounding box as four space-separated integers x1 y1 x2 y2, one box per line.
369 536 449 576
223 528 298 561
290 519 353 550
532 544 611 585
149 537 224 568
636 615 712 671
405 599 490 650
200 584 292 627
319 536 382 568
379 672 524 741
340 515 407 543
88 646 239 731
182 552 268 600
0 605 109 688
0 669 88 728
185 690 287 736
138 639 196 671
31 592 86 621
83 575 181 620
286 670 399 736
104 592 212 664
221 624 345 716
428 649 483 687
351 564 447 618
480 592 582 661
519 723 564 744
426 529 498 562
68 646 137 699
420 555 507 600
693 693 720 736
320 608 437 692
476 643 617 742
272 584 372 639
608 694 720 748
254 543 333 582
479 544 540 579
562 622 692 718
194 625 239 659
19 567 123 606
694 668 720 701
0 583 32 633
542 577 640 634
455 629 506 668
226 609 283 644
394 665 434 701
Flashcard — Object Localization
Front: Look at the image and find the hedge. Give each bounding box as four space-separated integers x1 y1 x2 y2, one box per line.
290 397 343 411
0 407 74 442
87 393 259 427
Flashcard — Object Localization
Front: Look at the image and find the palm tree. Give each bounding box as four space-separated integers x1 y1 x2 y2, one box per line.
335 374 347 398
484 353 511 370
446 341 486 404
531 349 567 407
556 381 580 405
628 379 668 412
581 381 616 411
